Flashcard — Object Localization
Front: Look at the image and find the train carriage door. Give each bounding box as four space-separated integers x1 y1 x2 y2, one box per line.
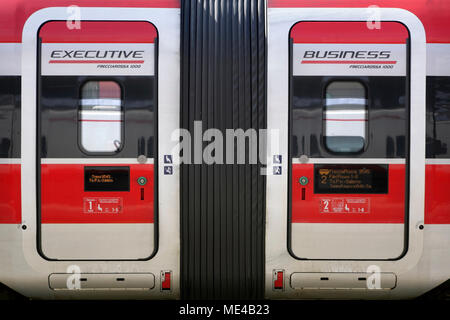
38 21 158 260
289 22 410 260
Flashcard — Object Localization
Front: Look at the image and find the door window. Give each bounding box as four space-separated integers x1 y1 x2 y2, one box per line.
79 81 123 153
324 81 367 153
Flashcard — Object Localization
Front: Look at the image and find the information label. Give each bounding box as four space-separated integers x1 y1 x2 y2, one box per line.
314 164 388 194
83 197 123 214
84 166 130 192
319 198 370 214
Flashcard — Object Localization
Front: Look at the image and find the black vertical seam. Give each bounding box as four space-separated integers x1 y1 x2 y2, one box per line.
180 0 266 300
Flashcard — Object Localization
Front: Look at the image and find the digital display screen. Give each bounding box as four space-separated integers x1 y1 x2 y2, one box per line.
84 166 130 192
314 164 388 194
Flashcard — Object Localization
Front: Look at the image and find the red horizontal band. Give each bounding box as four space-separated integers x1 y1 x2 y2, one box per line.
302 60 397 64
291 22 408 44
270 0 450 43
0 1 179 42
49 60 144 64
41 163 154 223
291 163 406 223
0 163 21 224
40 21 157 44
79 119 123 122
1 162 450 224
324 119 368 121
425 164 450 224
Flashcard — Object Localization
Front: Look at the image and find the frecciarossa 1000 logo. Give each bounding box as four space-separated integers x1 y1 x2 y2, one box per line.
302 50 392 60
41 43 155 76
49 50 145 60
293 44 406 76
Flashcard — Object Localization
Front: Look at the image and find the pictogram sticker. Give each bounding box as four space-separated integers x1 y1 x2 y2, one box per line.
273 166 282 175
84 197 123 214
273 155 282 164
164 166 173 175
164 155 173 164
319 198 370 214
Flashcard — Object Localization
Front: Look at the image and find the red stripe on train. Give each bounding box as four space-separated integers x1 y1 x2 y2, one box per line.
291 163 450 224
291 163 406 223
40 21 157 44
291 22 408 44
79 119 123 122
324 119 368 122
0 0 179 43
41 163 154 223
425 164 450 224
0 163 21 224
269 0 450 43
1 162 449 224
302 60 397 64
49 60 145 64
